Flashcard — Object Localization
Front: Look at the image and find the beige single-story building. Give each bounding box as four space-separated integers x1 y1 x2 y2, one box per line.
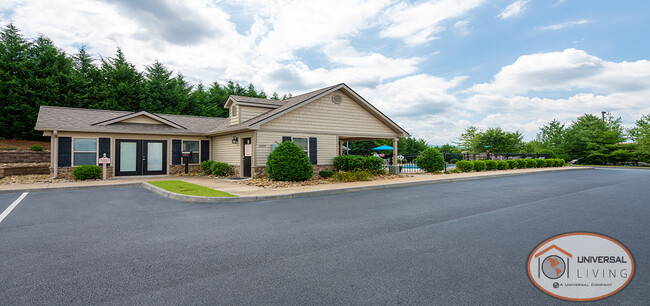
35 83 410 179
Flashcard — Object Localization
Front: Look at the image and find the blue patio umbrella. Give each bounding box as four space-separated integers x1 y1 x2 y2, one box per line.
371 145 394 151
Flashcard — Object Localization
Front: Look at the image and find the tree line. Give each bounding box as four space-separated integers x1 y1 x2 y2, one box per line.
456 112 650 165
0 24 289 140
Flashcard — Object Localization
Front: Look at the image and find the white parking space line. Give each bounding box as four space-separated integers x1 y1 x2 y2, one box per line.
0 192 28 224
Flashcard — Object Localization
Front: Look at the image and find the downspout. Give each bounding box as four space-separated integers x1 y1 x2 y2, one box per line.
51 130 58 179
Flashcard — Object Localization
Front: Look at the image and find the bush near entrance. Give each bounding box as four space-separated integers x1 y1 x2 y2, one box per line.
266 141 313 181
72 165 102 180
210 162 230 176
415 147 445 172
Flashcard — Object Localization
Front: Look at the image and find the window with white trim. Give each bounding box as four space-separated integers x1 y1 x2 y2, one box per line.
292 137 308 155
182 140 200 164
73 138 97 166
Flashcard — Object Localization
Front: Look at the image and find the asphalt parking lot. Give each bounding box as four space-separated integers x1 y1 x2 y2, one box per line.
1 168 648 305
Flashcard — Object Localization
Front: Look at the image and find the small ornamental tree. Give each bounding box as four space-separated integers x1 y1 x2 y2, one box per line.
415 147 445 172
266 141 313 181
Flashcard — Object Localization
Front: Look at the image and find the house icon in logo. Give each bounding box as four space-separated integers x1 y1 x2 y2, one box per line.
534 244 573 279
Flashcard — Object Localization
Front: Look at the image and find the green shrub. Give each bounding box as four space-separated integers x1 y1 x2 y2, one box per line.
535 159 547 168
515 159 526 168
538 149 558 159
496 160 509 170
29 144 44 151
200 160 215 174
507 160 518 169
266 141 313 181
544 159 554 167
331 170 373 182
415 147 445 172
450 158 459 164
550 159 564 167
455 160 474 172
362 156 385 173
524 159 536 168
319 170 335 178
334 155 364 171
72 165 102 180
484 160 497 170
210 162 230 176
473 160 486 171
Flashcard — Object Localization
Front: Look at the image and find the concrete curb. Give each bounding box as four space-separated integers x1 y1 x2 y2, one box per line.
0 182 143 194
0 167 593 199
143 167 594 203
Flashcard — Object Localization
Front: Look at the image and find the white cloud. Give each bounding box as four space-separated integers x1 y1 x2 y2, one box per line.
498 0 528 19
471 48 650 95
380 0 484 45
537 19 589 31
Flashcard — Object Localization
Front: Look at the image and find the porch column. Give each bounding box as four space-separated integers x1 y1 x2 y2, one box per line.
392 138 398 165
52 130 58 178
339 140 344 155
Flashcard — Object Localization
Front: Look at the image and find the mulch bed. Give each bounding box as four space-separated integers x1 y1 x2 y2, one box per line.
239 173 411 189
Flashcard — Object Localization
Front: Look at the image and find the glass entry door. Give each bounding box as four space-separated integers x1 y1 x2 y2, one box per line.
115 140 167 176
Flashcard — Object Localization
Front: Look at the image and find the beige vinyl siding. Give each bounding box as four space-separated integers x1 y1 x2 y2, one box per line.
260 90 397 137
229 105 239 125
239 105 270 122
211 132 253 165
255 131 337 166
120 115 163 124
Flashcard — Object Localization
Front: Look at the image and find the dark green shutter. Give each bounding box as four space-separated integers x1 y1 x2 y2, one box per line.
282 136 291 142
98 138 111 166
309 137 317 165
172 140 182 165
58 137 71 167
200 140 210 162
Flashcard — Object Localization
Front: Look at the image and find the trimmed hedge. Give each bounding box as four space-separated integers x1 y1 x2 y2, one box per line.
473 160 486 171
210 162 230 176
524 159 536 168
507 160 518 169
496 160 509 170
200 160 215 174
484 160 497 170
335 155 384 173
72 165 102 180
450 158 459 164
266 141 313 181
535 159 547 168
455 160 474 172
331 170 373 182
415 147 445 172
515 159 526 168
319 170 334 178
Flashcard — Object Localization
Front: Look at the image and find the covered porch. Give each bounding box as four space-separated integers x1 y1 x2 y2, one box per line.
337 136 400 165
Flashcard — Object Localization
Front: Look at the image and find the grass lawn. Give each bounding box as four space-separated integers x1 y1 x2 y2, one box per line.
148 180 237 197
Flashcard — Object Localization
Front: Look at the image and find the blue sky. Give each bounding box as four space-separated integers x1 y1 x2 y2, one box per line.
2 0 649 144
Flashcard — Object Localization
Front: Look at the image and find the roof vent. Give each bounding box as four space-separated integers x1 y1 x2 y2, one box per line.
331 94 342 104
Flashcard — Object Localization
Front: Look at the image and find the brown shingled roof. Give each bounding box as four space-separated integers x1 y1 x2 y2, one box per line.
35 106 228 135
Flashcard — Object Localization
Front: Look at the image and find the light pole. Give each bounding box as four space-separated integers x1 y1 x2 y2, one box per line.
601 111 607 121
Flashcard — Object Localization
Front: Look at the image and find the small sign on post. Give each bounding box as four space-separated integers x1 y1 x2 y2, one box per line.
99 153 111 180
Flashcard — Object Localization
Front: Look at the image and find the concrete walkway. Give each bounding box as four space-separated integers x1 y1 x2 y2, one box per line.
0 166 591 196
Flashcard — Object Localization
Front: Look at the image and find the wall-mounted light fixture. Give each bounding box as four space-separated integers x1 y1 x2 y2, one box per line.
232 136 239 144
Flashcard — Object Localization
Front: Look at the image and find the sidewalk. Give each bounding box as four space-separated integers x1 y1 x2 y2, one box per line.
0 166 592 196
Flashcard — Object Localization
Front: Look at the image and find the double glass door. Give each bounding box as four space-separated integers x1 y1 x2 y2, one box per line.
116 140 167 176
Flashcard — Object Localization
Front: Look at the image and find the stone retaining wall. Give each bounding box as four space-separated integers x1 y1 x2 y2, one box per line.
0 151 50 163
0 166 50 179
52 166 115 180
169 165 201 175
